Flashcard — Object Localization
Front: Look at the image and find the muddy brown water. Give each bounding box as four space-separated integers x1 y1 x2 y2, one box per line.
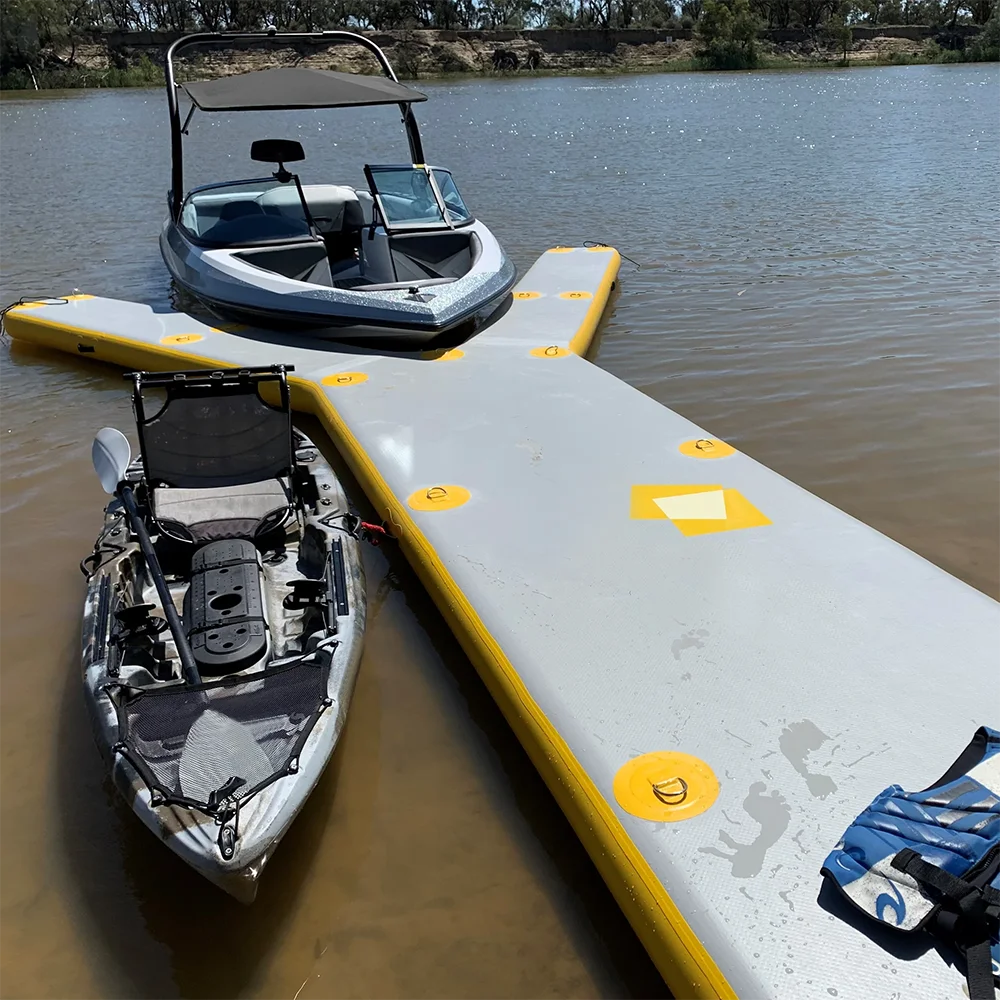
1 65 998 999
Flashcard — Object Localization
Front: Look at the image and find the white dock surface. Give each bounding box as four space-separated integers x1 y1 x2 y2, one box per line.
7 247 998 999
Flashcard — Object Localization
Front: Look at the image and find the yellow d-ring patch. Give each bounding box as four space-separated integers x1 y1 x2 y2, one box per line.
679 438 737 459
586 245 614 252
614 751 720 823
321 372 368 387
407 485 471 511
559 291 593 300
421 348 465 361
12 293 95 311
530 345 570 358
513 291 542 300
160 333 203 345
546 247 575 254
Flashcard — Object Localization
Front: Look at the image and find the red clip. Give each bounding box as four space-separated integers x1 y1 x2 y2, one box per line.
359 521 389 546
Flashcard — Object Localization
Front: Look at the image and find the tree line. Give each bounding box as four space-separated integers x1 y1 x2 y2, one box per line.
2 0 996 80
4 0 996 36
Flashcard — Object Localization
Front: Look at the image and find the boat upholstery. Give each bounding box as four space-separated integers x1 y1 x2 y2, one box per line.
154 480 292 545
183 183 374 243
257 184 372 232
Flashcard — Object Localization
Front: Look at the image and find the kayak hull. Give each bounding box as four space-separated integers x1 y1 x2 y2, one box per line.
81 429 366 901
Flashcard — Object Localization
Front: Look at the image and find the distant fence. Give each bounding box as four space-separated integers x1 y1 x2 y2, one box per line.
769 23 982 41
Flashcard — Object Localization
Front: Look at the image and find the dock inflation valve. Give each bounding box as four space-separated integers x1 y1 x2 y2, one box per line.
614 751 719 822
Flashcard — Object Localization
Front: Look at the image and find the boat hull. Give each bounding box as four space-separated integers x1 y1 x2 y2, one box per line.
161 221 517 345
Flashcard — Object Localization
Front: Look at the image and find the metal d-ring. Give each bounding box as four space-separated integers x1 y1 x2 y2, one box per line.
652 776 689 805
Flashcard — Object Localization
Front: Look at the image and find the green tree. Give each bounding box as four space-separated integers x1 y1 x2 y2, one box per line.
633 0 676 24
479 0 540 25
696 0 761 67
966 9 1000 53
0 0 91 76
750 0 793 29
822 12 852 60
539 0 578 23
791 0 840 29
968 0 996 21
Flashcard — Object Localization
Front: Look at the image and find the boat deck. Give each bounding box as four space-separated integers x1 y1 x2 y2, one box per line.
5 247 997 999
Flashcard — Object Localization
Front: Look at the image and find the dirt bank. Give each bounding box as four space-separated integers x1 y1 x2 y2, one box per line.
51 25 981 82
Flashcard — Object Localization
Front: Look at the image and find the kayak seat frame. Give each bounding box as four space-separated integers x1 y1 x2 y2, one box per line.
128 366 297 557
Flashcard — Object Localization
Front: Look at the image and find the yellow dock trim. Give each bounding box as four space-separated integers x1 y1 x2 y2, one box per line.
294 377 737 1000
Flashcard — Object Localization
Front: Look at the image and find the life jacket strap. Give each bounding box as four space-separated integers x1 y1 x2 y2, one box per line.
892 848 1000 1000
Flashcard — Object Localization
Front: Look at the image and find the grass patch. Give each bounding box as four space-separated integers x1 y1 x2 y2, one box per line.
1 55 163 91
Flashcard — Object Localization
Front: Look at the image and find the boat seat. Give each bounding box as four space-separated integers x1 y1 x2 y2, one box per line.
220 200 264 222
257 184 368 233
258 184 372 269
154 479 292 546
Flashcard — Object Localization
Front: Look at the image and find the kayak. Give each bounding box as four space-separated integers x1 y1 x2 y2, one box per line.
81 364 365 902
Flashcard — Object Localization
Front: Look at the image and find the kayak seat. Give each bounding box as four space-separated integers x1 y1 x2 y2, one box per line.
154 479 292 546
132 366 297 567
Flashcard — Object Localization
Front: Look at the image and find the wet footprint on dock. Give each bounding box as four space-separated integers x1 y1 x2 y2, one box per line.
699 782 791 878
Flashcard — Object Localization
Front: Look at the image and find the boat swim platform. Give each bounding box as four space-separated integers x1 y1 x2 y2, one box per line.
5 248 998 999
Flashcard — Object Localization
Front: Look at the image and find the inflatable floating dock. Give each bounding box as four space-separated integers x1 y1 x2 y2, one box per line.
5 248 998 999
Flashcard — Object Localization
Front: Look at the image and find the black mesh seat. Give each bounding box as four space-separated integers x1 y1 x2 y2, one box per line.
131 367 296 549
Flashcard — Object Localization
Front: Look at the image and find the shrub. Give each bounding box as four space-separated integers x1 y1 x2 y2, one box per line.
919 39 942 60
695 0 762 69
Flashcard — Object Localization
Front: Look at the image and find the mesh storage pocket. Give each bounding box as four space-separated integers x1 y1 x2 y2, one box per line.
112 661 330 814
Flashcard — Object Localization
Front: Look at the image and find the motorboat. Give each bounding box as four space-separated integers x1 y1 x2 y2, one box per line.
159 31 517 343
82 365 366 902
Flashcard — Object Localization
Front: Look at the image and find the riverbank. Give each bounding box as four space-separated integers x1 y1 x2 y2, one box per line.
2 24 996 90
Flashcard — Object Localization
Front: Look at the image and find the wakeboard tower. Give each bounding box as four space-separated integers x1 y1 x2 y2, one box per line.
159 31 516 343
81 365 366 902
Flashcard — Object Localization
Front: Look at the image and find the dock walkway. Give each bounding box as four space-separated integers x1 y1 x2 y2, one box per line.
6 246 997 998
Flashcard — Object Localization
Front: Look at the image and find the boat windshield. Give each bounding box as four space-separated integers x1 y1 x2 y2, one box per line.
432 169 472 225
179 177 313 247
365 165 472 230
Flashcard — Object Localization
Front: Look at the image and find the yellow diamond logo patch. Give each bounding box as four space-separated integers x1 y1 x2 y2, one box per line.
630 484 770 536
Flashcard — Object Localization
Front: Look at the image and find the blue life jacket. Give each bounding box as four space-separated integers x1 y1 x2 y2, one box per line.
821 726 1000 1000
